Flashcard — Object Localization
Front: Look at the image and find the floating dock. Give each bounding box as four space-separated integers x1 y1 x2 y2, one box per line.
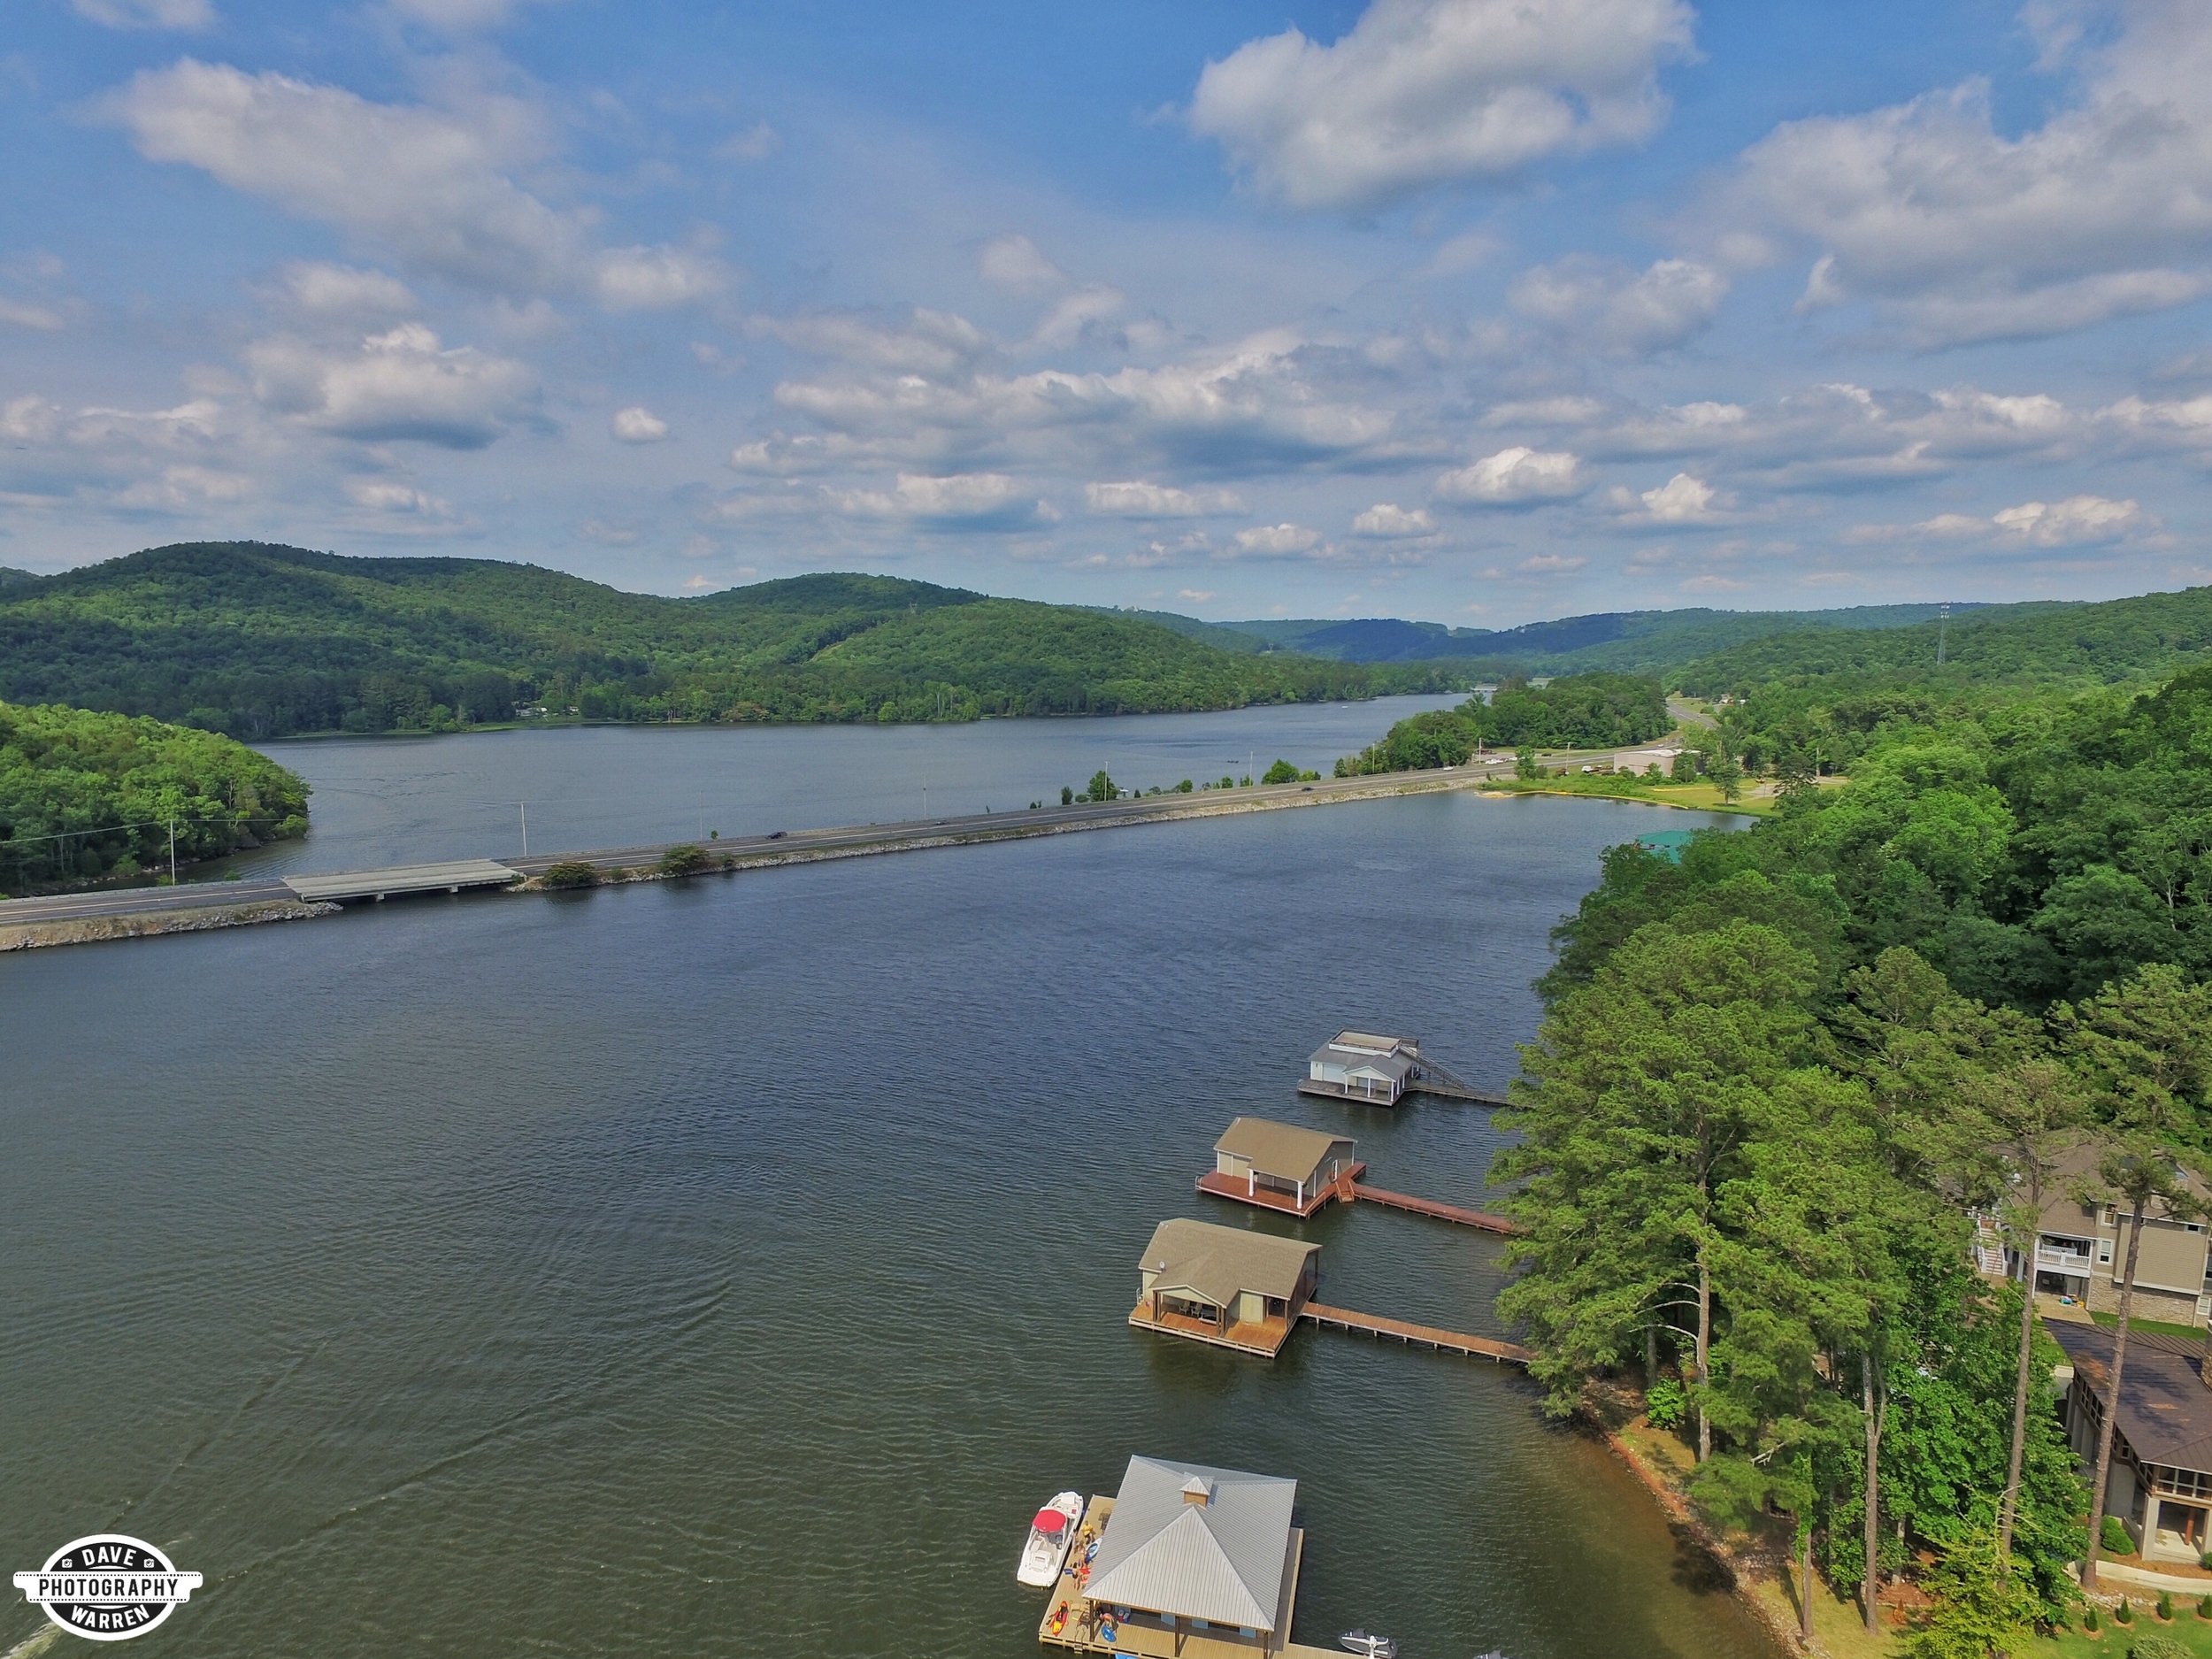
1301 1303 1532 1365
1195 1164 1363 1218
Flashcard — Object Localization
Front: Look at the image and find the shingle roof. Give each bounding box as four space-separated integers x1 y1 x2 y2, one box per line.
1139 1217 1317 1308
1213 1118 1353 1181
2048 1321 2212 1471
1083 1455 1296 1630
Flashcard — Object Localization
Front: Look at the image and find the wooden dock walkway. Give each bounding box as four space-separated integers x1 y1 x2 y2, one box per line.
1302 1302 1531 1365
1349 1183 1520 1235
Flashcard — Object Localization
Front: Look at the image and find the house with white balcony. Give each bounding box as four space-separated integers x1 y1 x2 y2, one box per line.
2006 1146 2212 1329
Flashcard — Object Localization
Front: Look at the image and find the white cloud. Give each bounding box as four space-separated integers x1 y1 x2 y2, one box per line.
830 472 1054 529
1350 502 1435 537
116 464 250 507
1031 286 1125 349
1517 552 1587 572
1189 0 1696 211
979 234 1067 296
1993 495 2146 546
72 0 214 29
0 299 65 330
246 322 540 449
1178 588 1217 603
716 121 781 163
347 479 453 517
756 307 991 376
1723 0 2212 344
1847 494 2147 549
611 406 670 443
280 262 417 320
1510 255 1728 354
1435 446 1585 504
1084 480 1244 517
383 0 555 32
764 329 1396 474
1232 522 1323 556
2 396 64 443
1635 472 1719 521
101 60 724 307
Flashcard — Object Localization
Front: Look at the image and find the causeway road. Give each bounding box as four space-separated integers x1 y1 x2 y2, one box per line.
0 736 1701 939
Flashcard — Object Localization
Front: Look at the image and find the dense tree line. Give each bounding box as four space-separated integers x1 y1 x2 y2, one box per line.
0 702 309 893
1499 665 2212 1649
0 543 1460 737
1334 672 1671 774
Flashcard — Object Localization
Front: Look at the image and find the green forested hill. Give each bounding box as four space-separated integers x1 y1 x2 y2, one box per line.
0 544 1455 737
1676 584 2212 697
0 701 309 892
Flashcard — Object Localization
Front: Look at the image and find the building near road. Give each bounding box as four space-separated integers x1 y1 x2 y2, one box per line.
1198 1118 1360 1217
1127 1218 1318 1359
2006 1145 2212 1329
2049 1322 2212 1562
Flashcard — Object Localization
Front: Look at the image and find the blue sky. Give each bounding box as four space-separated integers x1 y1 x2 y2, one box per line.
6 0 2212 624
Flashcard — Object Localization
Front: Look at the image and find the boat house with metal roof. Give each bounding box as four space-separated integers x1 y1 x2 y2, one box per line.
1127 1218 1318 1358
1040 1455 1302 1657
1198 1118 1361 1217
1302 1032 1419 1104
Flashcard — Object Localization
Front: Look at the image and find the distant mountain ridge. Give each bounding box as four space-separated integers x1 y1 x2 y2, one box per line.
1094 602 1977 672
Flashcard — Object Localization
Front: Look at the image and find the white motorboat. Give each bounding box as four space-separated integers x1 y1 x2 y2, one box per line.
1017 1491 1085 1587
1340 1631 1398 1658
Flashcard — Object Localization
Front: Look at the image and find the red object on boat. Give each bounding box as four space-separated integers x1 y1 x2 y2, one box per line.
1033 1508 1069 1532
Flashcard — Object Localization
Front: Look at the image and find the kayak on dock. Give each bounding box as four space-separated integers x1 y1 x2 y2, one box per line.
1018 1492 1084 1587
1340 1631 1398 1658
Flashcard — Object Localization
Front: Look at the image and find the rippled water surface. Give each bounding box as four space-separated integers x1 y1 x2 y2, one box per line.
3 718 1774 1659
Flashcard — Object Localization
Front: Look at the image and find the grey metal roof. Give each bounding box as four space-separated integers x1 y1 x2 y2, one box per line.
1083 1455 1296 1630
1213 1118 1354 1181
2048 1322 2212 1471
1140 1217 1317 1307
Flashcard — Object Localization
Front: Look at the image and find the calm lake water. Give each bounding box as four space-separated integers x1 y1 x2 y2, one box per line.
221 695 1471 874
1 713 1775 1659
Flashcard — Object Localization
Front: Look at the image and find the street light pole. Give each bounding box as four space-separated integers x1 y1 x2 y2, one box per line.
519 802 528 856
169 818 177 885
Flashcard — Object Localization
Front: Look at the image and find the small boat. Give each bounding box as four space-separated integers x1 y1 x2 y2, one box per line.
1340 1632 1398 1658
1018 1492 1085 1587
1048 1602 1070 1637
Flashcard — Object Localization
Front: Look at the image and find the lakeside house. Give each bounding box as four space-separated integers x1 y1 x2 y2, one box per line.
2004 1146 2212 1329
1303 1032 1421 1105
1198 1118 1361 1217
2049 1323 2212 1562
1043 1455 1302 1657
1128 1218 1319 1359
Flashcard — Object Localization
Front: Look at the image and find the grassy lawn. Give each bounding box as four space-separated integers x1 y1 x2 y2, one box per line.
1477 775 1773 815
2089 1310 2212 1341
2034 1606 2212 1655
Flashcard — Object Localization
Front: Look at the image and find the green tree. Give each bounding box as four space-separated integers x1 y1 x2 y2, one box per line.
1262 758 1302 784
1494 918 1819 1459
1085 770 1118 803
1898 1531 2039 1659
1516 746 1543 780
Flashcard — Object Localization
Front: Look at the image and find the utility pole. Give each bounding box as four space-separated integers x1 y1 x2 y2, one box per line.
519 802 528 856
168 818 177 885
1937 603 1950 666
